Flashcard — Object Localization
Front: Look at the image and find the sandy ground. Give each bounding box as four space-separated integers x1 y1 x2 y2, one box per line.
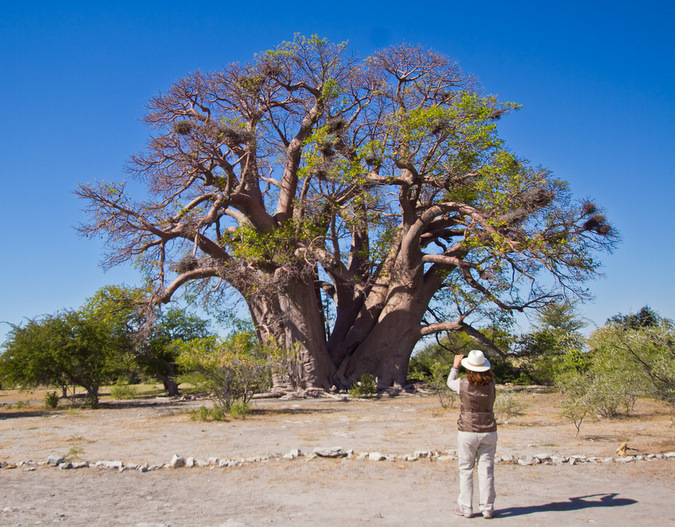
1 388 674 526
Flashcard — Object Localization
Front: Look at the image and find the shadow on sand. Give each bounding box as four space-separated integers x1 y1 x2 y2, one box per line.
496 493 637 518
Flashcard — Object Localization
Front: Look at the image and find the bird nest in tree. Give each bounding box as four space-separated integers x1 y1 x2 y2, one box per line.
171 255 199 273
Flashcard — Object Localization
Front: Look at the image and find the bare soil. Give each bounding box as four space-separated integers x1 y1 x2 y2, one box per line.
1 387 674 526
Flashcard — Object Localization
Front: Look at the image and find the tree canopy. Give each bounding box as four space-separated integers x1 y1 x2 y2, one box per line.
0 310 132 407
77 35 616 390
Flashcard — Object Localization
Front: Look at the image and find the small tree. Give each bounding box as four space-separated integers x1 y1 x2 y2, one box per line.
588 313 674 406
556 370 592 435
176 330 271 412
556 307 674 433
516 301 587 385
0 311 131 408
84 285 213 395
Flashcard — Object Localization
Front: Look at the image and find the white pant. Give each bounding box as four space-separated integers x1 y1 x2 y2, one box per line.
457 430 497 514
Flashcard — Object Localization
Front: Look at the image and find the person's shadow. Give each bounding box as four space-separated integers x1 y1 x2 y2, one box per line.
496 493 637 518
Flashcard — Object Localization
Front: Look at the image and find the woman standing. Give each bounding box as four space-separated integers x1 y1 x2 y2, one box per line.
447 350 497 519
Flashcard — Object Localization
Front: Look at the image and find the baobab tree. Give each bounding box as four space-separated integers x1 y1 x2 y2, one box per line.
77 36 615 390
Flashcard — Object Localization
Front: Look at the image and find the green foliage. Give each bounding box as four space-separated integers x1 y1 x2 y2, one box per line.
228 400 251 419
515 301 588 385
555 308 674 433
44 391 60 409
176 329 271 411
83 284 213 395
109 381 137 400
607 305 660 329
190 405 227 422
0 310 132 408
587 314 674 406
348 373 377 398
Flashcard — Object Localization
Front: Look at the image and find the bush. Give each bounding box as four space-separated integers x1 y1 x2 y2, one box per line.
430 361 457 409
190 405 227 422
349 373 377 398
229 400 251 419
176 332 271 412
588 320 674 406
44 391 60 409
109 382 137 400
493 391 526 422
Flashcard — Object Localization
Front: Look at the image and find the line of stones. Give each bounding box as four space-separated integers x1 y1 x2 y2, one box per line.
3 448 674 472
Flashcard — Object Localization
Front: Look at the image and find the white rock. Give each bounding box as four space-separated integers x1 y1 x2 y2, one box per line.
47 455 65 466
663 452 675 458
169 454 185 468
414 450 429 458
368 452 386 461
96 460 123 470
313 447 347 458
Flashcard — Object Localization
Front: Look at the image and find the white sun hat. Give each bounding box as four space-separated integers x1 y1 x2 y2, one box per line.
461 349 491 372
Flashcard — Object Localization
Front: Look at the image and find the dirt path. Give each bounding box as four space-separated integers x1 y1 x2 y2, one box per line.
1 390 674 525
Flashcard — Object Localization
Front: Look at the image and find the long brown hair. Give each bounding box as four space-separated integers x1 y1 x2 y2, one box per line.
467 369 494 386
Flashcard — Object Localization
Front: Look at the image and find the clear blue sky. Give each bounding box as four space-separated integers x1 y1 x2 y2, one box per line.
1 1 674 342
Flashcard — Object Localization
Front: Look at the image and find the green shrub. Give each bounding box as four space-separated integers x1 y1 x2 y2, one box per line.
190 404 227 422
210 404 226 421
177 332 270 412
109 382 137 400
228 400 250 419
44 391 60 409
349 373 377 398
190 405 212 421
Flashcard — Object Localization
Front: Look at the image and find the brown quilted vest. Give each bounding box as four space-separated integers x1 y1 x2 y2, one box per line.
457 378 497 433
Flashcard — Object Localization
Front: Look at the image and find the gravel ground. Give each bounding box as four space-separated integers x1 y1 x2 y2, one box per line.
1 389 674 526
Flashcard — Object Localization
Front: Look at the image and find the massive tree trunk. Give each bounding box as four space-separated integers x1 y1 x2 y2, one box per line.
248 275 335 390
332 254 429 388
